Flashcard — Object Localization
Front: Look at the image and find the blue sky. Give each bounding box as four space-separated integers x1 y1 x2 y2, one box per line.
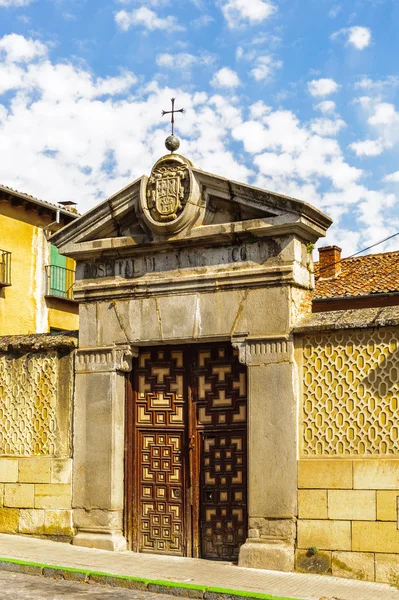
1 0 399 255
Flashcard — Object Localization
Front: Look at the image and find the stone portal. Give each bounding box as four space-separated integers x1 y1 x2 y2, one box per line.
51 151 331 570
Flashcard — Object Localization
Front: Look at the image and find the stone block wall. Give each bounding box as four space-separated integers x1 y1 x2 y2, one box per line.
0 335 76 540
0 457 73 538
297 327 399 585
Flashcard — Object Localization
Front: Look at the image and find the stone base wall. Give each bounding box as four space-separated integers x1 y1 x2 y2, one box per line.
297 459 399 584
0 457 73 539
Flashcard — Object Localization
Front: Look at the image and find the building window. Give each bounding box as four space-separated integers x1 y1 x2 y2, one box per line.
45 244 75 300
0 249 11 287
46 265 75 300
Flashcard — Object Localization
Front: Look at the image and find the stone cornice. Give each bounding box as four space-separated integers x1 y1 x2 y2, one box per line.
75 345 137 373
73 266 297 302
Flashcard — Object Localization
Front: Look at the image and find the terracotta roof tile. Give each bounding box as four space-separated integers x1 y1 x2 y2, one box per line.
314 250 399 299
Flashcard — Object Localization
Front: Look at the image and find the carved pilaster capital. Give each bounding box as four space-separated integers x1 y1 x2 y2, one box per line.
232 335 293 366
76 345 137 373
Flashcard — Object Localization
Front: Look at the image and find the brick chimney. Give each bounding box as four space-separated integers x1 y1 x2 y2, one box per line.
318 246 342 278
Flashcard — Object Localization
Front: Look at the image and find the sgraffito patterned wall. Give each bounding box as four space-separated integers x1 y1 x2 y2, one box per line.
301 327 399 456
0 351 58 455
0 345 74 539
297 326 399 585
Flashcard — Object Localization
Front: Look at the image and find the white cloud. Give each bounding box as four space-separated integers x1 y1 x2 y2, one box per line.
383 171 399 183
192 14 214 28
368 102 397 126
349 139 386 156
211 67 240 88
115 7 183 31
328 4 342 18
315 100 336 114
355 76 399 91
156 52 214 71
0 32 397 257
250 54 282 82
219 0 276 28
0 0 33 5
352 97 399 156
0 34 47 62
310 118 346 136
308 78 339 97
331 26 372 50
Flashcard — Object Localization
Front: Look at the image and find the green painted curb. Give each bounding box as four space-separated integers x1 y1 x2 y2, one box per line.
0 556 305 600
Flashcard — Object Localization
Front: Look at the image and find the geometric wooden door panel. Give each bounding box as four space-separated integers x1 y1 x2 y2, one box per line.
132 348 186 556
138 431 184 555
193 345 247 561
127 343 247 560
200 432 247 560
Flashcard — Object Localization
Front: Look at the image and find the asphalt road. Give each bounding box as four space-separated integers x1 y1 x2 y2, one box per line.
0 571 178 599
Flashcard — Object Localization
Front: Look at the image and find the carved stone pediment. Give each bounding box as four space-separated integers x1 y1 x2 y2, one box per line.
50 153 332 263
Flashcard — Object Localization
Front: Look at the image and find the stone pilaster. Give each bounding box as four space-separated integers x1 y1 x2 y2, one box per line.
72 344 135 551
233 335 297 572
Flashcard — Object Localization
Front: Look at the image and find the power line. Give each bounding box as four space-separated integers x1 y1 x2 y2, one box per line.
316 231 399 275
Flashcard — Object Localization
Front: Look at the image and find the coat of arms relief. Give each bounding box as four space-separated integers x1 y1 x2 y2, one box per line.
146 162 189 222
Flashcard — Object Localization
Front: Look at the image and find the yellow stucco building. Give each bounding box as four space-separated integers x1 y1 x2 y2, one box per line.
0 184 79 335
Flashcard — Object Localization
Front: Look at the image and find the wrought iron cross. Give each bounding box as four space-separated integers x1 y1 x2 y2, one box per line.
161 98 184 135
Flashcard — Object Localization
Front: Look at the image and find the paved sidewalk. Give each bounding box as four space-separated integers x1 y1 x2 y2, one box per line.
0 534 398 600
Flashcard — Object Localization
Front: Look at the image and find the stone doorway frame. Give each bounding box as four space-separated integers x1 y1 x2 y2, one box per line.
73 332 297 572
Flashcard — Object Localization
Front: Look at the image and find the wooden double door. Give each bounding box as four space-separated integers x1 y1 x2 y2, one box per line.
125 343 247 560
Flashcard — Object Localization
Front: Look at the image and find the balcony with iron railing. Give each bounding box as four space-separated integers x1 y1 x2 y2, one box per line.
0 250 11 287
45 265 75 300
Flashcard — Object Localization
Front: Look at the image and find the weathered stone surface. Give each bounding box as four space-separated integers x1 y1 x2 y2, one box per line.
0 508 18 532
249 518 296 542
4 484 34 508
0 332 77 352
50 459 72 485
19 509 45 534
35 484 71 509
354 460 399 490
73 508 123 529
72 370 125 511
332 551 374 582
376 490 399 521
248 363 297 519
352 521 399 553
298 490 327 519
19 458 51 484
44 509 73 535
295 306 399 333
297 520 351 551
375 553 399 584
78 303 98 347
239 539 294 571
298 460 352 489
296 549 331 575
0 459 18 483
73 531 127 551
328 490 376 521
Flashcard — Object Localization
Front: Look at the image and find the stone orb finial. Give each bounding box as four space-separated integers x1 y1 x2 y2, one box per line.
165 135 180 153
